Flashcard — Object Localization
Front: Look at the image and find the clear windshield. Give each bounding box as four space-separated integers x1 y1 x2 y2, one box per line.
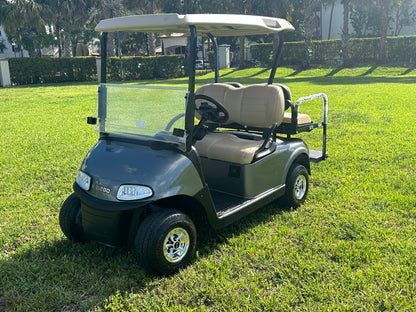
96 84 187 148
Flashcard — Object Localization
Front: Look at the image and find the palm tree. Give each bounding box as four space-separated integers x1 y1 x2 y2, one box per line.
44 0 90 57
379 0 392 63
0 0 50 56
302 0 316 67
124 0 164 55
88 0 126 56
341 0 351 66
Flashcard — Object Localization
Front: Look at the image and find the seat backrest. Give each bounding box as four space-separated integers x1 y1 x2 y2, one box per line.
195 83 285 128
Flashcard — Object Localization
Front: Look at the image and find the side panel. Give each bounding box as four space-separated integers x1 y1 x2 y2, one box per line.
200 139 309 198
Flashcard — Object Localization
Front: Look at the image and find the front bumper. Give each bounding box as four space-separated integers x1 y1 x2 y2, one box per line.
73 183 148 247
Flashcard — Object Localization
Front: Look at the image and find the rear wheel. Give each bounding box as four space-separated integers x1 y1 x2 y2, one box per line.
59 193 87 243
134 209 197 275
283 164 309 208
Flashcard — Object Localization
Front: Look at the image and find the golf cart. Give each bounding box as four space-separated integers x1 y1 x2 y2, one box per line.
59 13 328 275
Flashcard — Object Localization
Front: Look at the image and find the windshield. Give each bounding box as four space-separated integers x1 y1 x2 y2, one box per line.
96 84 187 148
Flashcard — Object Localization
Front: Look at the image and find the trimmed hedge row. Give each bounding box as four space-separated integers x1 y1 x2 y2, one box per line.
106 55 184 80
7 36 415 85
9 57 97 84
8 55 185 85
251 36 416 66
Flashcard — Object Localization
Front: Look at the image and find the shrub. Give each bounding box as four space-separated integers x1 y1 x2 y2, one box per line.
153 55 184 79
250 43 273 66
8 55 185 85
99 55 185 81
207 51 215 70
8 57 97 85
251 36 416 66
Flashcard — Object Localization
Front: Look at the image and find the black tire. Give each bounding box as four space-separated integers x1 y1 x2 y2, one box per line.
283 164 309 208
59 193 87 243
134 209 197 275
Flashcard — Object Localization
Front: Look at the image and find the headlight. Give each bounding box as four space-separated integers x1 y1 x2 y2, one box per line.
117 185 153 201
76 170 91 191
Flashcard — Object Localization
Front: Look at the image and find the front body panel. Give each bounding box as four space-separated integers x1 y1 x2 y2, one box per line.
74 136 205 246
81 137 204 202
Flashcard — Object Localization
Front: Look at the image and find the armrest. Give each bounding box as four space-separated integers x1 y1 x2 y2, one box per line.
254 123 278 160
294 93 328 126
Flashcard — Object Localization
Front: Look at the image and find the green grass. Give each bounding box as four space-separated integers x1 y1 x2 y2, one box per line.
1 66 416 311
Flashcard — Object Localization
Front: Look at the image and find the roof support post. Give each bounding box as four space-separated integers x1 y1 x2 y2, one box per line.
97 32 108 132
207 33 219 83
187 26 197 93
185 25 198 152
100 32 108 83
268 35 284 85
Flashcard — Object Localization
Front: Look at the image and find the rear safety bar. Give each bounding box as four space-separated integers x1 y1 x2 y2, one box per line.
295 93 328 162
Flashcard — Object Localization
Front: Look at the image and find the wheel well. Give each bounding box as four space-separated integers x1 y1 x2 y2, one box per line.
292 153 310 174
127 195 207 247
150 195 208 227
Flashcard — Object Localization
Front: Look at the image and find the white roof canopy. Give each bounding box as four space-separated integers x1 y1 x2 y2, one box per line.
95 13 294 37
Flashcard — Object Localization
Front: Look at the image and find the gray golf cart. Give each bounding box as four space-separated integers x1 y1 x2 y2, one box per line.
59 13 328 275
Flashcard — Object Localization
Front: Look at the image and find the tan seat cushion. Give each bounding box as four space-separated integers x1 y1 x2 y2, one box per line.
195 132 263 165
283 112 312 124
196 83 285 128
194 83 285 164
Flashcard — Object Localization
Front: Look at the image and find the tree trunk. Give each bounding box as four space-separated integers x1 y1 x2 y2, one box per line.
147 33 155 56
303 0 314 68
380 0 391 63
273 33 280 54
107 33 116 56
394 6 401 36
341 0 350 66
63 20 72 57
239 36 245 69
328 2 335 40
55 24 62 57
145 0 156 56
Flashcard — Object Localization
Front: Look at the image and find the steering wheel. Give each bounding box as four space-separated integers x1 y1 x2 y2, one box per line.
195 94 229 124
164 113 185 131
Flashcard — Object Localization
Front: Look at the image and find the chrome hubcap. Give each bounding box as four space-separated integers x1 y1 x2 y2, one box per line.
294 174 307 200
163 227 190 263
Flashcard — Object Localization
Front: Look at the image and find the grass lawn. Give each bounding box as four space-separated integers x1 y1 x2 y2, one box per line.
0 66 415 311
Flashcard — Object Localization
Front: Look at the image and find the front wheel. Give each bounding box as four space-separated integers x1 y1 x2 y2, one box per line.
283 164 309 208
59 193 87 243
134 209 197 275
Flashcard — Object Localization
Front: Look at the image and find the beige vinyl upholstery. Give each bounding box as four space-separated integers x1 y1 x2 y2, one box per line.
282 112 312 124
195 83 285 128
194 83 285 164
195 132 264 165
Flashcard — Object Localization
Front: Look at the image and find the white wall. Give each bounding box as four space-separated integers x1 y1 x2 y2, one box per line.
321 2 344 40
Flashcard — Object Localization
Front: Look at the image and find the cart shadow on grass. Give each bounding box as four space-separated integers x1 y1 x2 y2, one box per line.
156 68 416 88
0 199 295 310
195 199 298 258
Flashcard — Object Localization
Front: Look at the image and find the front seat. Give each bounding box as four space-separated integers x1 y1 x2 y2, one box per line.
194 83 286 165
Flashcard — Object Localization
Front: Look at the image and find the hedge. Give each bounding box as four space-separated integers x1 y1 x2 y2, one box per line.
8 57 97 85
7 36 416 85
251 36 416 66
106 55 184 81
8 55 185 85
